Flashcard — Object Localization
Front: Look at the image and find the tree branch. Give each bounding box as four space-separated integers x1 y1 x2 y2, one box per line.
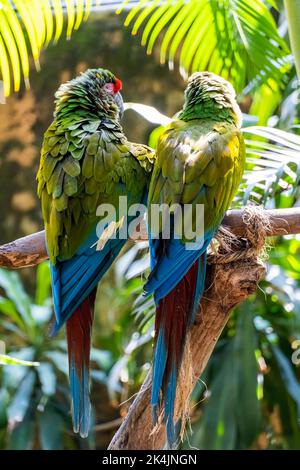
0 231 47 268
0 208 299 450
0 208 299 269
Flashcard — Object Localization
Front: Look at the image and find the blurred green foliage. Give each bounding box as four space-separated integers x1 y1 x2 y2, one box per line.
0 247 153 450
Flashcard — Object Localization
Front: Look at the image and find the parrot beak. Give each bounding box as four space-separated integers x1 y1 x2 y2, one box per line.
114 92 124 120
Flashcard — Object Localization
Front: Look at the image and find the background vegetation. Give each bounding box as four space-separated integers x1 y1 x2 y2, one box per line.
0 0 300 450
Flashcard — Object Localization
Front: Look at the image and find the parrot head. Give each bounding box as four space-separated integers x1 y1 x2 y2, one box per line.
182 71 242 126
54 68 124 119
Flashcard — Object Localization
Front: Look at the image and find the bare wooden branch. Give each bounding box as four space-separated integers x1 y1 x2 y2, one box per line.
0 231 47 268
223 208 300 237
0 208 299 269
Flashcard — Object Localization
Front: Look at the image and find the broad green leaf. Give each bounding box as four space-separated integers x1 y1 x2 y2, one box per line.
8 370 36 425
37 363 56 396
0 295 25 330
35 261 52 306
30 304 52 325
90 348 112 370
250 79 282 125
0 269 34 330
0 389 9 428
45 351 68 376
191 305 260 449
2 348 35 389
264 344 300 449
235 307 261 447
193 341 238 449
38 406 64 450
9 418 35 450
272 345 300 417
121 0 291 92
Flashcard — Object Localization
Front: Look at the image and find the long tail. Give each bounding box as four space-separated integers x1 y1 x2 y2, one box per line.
66 289 96 438
151 253 207 446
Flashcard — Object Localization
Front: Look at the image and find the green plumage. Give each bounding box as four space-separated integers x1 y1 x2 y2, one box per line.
37 69 155 264
148 72 245 238
37 68 157 440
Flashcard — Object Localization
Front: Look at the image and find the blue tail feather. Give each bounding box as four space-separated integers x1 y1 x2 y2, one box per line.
148 234 213 447
165 364 177 447
151 329 167 422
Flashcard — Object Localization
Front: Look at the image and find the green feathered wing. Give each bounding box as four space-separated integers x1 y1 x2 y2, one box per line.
148 119 245 236
37 118 154 265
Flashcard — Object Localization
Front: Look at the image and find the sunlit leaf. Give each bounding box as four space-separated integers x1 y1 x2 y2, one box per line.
0 0 95 96
120 0 291 91
124 102 172 125
35 261 51 306
0 354 39 367
0 269 34 328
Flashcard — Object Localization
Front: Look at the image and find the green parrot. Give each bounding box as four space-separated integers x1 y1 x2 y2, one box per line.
37 68 155 438
144 72 245 445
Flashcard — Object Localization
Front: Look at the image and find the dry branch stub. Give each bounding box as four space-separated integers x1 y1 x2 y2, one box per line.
208 205 271 265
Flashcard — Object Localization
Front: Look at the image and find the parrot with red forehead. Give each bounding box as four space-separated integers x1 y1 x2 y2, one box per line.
145 72 245 445
37 68 155 438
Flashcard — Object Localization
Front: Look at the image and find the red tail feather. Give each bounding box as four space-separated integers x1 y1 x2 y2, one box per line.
66 289 96 437
155 260 199 384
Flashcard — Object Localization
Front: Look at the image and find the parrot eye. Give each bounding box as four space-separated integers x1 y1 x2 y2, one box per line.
102 79 122 96
102 83 115 95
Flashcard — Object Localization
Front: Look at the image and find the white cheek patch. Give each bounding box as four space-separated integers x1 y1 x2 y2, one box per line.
102 83 115 95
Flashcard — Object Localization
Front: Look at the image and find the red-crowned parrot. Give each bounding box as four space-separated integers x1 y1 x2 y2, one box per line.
37 68 155 438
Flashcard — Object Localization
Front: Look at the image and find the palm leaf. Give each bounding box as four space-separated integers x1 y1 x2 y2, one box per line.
284 0 300 80
0 0 103 97
0 354 39 366
0 1 290 97
119 0 290 92
240 126 300 204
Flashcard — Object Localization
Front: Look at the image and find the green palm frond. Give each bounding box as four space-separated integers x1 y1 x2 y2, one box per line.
0 0 102 97
284 0 300 79
240 126 300 205
0 1 292 97
0 354 39 366
119 0 291 92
